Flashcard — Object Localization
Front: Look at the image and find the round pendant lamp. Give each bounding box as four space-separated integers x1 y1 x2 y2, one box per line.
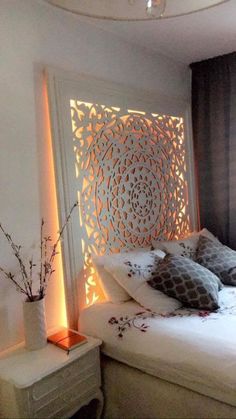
45 0 229 21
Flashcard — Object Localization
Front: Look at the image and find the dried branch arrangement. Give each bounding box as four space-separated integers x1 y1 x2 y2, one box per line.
0 202 78 301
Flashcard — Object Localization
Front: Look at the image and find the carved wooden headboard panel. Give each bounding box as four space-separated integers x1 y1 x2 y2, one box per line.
46 69 197 329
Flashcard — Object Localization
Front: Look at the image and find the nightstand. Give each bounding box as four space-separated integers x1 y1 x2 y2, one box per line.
0 336 103 419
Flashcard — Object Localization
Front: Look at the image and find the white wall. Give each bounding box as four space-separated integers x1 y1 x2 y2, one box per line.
0 0 190 351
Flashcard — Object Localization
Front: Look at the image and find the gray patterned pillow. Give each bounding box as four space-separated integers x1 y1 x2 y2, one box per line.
196 235 236 286
148 254 219 310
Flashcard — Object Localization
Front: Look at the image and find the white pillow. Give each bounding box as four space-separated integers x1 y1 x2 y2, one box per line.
92 247 152 303
103 249 181 314
93 255 130 303
199 228 219 242
151 228 219 259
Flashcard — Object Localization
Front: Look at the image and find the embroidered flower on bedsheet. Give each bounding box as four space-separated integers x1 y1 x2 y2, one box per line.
108 311 155 338
108 288 236 338
108 309 212 338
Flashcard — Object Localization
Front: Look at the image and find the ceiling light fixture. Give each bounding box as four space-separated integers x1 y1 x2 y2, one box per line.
45 0 229 21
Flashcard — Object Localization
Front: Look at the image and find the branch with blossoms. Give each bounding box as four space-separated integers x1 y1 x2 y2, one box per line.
0 202 78 302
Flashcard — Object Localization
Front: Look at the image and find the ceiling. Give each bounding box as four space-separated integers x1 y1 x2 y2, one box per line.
74 0 236 65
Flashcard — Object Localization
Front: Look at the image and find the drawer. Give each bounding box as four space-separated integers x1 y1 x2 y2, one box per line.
30 363 101 412
33 371 100 418
31 347 100 401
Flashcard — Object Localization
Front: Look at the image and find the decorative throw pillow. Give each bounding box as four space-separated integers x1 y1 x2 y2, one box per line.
92 247 153 303
148 254 220 311
104 249 181 314
151 228 219 260
196 235 236 286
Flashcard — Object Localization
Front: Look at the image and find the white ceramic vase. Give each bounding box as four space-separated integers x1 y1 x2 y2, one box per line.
23 297 47 350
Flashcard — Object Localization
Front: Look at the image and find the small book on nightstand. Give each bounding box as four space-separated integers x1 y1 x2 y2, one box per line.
47 328 87 353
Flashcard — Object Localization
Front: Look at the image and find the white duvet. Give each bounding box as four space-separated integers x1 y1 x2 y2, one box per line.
80 286 236 407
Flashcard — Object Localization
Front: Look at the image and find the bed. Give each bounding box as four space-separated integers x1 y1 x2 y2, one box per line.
80 286 236 418
46 70 236 418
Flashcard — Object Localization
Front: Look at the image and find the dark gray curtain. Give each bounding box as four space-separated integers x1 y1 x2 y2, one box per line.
191 52 236 248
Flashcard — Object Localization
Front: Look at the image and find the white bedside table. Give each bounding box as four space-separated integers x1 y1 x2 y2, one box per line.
0 336 103 419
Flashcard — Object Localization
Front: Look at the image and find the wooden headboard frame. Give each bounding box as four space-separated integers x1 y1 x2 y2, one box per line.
46 67 198 330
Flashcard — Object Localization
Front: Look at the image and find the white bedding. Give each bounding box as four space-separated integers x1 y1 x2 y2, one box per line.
80 286 236 407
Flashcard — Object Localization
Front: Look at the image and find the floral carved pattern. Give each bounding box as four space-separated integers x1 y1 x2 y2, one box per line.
70 100 191 305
